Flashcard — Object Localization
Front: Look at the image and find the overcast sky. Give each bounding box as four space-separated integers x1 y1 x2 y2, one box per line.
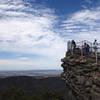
0 0 100 70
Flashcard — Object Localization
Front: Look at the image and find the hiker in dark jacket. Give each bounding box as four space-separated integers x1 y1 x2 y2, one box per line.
71 40 76 49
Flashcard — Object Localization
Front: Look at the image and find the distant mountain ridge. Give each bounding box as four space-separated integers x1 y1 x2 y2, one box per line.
0 70 62 78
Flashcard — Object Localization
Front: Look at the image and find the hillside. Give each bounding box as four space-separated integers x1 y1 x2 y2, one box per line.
0 76 69 99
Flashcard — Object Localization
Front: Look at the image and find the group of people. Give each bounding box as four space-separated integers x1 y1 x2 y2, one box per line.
67 39 98 54
83 39 98 54
67 40 76 51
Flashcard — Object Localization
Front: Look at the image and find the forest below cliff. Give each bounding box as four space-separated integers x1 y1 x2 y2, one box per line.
0 76 69 100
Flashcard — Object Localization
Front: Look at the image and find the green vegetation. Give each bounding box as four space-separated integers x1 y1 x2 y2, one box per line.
0 87 64 100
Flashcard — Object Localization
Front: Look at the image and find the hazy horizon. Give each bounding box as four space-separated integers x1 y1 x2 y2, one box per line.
0 69 63 72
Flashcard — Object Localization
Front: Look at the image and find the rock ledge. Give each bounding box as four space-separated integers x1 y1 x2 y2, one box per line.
61 50 100 100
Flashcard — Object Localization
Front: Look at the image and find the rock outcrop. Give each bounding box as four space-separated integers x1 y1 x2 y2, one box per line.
61 48 100 100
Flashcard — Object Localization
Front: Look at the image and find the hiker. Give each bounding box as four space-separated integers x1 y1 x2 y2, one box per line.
86 43 90 53
84 42 90 54
93 39 98 54
93 39 98 49
70 40 76 55
71 40 76 49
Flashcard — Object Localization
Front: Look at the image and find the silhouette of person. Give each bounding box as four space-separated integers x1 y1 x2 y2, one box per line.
71 40 76 49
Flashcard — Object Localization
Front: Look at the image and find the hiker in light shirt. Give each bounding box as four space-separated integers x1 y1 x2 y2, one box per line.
93 39 98 50
93 39 98 53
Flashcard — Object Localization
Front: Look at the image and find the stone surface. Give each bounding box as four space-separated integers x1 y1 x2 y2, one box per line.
61 48 100 100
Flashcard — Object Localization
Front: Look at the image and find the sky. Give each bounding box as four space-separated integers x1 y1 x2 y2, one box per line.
0 0 100 70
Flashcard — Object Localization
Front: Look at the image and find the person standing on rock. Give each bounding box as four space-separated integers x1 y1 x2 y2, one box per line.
93 39 98 49
86 43 90 54
71 40 76 49
71 40 76 55
93 39 98 63
93 39 98 54
84 42 90 54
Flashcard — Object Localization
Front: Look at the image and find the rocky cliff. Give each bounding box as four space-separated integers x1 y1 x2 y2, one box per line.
61 48 100 100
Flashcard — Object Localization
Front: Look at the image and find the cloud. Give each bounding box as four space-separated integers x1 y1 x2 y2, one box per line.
61 6 100 42
2 0 100 70
85 0 92 4
81 0 100 9
0 0 66 70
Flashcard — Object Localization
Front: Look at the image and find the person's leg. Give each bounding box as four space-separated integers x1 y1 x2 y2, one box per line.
87 48 89 53
86 48 88 53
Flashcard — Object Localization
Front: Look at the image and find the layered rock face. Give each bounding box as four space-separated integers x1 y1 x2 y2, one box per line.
61 48 100 100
